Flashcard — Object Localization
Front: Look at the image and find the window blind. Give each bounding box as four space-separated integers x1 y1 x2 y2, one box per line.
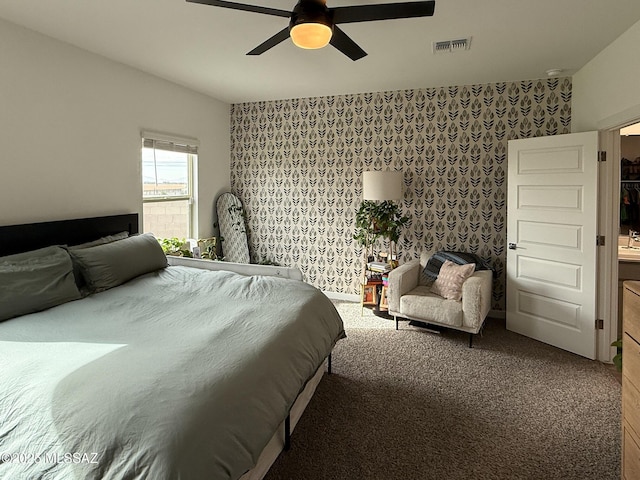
141 131 199 154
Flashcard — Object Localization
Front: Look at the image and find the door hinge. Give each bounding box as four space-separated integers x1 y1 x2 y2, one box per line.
598 151 606 162
596 235 605 246
596 319 604 330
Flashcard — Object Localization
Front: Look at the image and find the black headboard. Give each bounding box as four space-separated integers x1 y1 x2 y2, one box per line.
0 214 139 257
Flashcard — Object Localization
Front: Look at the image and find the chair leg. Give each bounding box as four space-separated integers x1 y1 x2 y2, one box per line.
395 316 399 330
469 333 473 348
284 414 291 451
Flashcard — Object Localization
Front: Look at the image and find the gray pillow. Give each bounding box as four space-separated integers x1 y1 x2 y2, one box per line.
67 231 129 289
70 233 168 293
69 231 129 250
0 246 81 322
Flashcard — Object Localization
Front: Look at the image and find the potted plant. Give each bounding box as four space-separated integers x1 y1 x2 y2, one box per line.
159 238 193 257
197 237 219 260
612 338 622 372
353 200 409 265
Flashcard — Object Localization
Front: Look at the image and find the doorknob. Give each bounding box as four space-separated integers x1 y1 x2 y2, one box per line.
508 243 517 250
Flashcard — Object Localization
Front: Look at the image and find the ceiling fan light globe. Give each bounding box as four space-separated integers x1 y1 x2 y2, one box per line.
290 23 333 49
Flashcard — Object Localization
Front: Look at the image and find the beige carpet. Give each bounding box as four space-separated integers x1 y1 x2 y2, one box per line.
265 300 621 480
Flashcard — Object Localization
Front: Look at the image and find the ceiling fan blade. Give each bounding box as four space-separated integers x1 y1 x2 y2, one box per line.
330 26 367 61
247 27 291 55
331 1 435 24
185 0 291 18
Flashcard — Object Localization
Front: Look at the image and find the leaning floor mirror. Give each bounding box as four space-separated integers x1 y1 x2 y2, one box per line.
216 192 251 264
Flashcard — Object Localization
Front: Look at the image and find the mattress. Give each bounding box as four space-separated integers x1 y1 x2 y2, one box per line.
0 266 344 479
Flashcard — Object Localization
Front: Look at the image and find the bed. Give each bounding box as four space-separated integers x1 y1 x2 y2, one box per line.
0 214 345 480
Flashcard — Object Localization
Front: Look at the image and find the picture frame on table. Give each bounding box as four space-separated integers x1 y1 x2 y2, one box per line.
362 284 377 305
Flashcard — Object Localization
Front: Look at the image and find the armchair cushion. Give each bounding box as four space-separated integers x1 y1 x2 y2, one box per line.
400 286 463 327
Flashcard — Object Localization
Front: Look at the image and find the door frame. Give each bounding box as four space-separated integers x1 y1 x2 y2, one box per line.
597 129 621 363
596 109 640 362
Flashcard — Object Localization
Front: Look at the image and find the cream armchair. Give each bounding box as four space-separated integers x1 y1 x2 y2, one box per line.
387 252 492 347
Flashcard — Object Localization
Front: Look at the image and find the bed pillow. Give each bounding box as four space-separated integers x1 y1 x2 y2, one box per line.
71 233 167 293
0 246 81 322
67 231 129 289
430 260 475 301
69 231 129 250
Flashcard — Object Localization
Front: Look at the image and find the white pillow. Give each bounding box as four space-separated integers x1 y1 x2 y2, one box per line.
430 260 475 301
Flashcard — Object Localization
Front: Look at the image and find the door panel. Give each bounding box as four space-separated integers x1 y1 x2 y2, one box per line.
516 291 580 328
517 147 583 173
507 131 598 359
517 185 583 210
517 256 581 288
518 221 581 248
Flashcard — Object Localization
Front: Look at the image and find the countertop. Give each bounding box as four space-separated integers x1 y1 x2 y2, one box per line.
619 235 640 262
619 247 640 262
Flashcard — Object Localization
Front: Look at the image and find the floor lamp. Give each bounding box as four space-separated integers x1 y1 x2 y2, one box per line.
362 170 403 264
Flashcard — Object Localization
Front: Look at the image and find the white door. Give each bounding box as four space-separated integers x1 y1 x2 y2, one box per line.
507 131 599 359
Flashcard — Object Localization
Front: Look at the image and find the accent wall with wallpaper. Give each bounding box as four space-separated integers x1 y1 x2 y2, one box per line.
230 78 572 311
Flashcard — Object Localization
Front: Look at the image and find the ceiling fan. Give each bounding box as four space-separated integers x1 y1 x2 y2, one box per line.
186 0 436 61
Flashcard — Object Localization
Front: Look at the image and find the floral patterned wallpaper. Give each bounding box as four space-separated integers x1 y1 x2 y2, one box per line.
230 77 571 311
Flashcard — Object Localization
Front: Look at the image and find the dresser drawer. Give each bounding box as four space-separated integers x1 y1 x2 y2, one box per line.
624 283 640 343
624 366 640 439
624 332 640 389
624 421 640 480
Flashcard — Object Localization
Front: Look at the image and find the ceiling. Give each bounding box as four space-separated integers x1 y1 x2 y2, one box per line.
1 0 640 104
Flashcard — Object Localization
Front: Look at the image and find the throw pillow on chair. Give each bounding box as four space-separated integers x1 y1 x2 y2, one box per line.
430 260 476 301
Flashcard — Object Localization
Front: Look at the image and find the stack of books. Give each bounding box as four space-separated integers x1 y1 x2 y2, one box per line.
367 261 391 273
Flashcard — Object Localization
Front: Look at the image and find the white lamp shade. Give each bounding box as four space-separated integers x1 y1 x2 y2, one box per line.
362 170 403 201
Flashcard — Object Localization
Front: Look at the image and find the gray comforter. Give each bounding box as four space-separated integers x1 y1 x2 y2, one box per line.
0 266 344 480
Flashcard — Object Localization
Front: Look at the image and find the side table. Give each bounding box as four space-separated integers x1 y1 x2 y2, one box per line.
361 268 394 319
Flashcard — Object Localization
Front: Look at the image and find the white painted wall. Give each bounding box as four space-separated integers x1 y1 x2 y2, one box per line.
0 18 230 237
571 18 640 362
572 19 640 131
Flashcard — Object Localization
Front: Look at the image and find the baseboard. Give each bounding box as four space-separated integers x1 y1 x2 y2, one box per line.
323 291 360 302
489 309 505 319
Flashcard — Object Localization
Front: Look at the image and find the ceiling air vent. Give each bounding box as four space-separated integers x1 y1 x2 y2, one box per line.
433 37 471 54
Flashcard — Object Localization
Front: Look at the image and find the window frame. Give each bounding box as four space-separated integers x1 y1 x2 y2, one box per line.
141 131 199 239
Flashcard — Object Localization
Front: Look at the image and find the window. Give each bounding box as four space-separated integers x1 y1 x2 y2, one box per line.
141 132 198 240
